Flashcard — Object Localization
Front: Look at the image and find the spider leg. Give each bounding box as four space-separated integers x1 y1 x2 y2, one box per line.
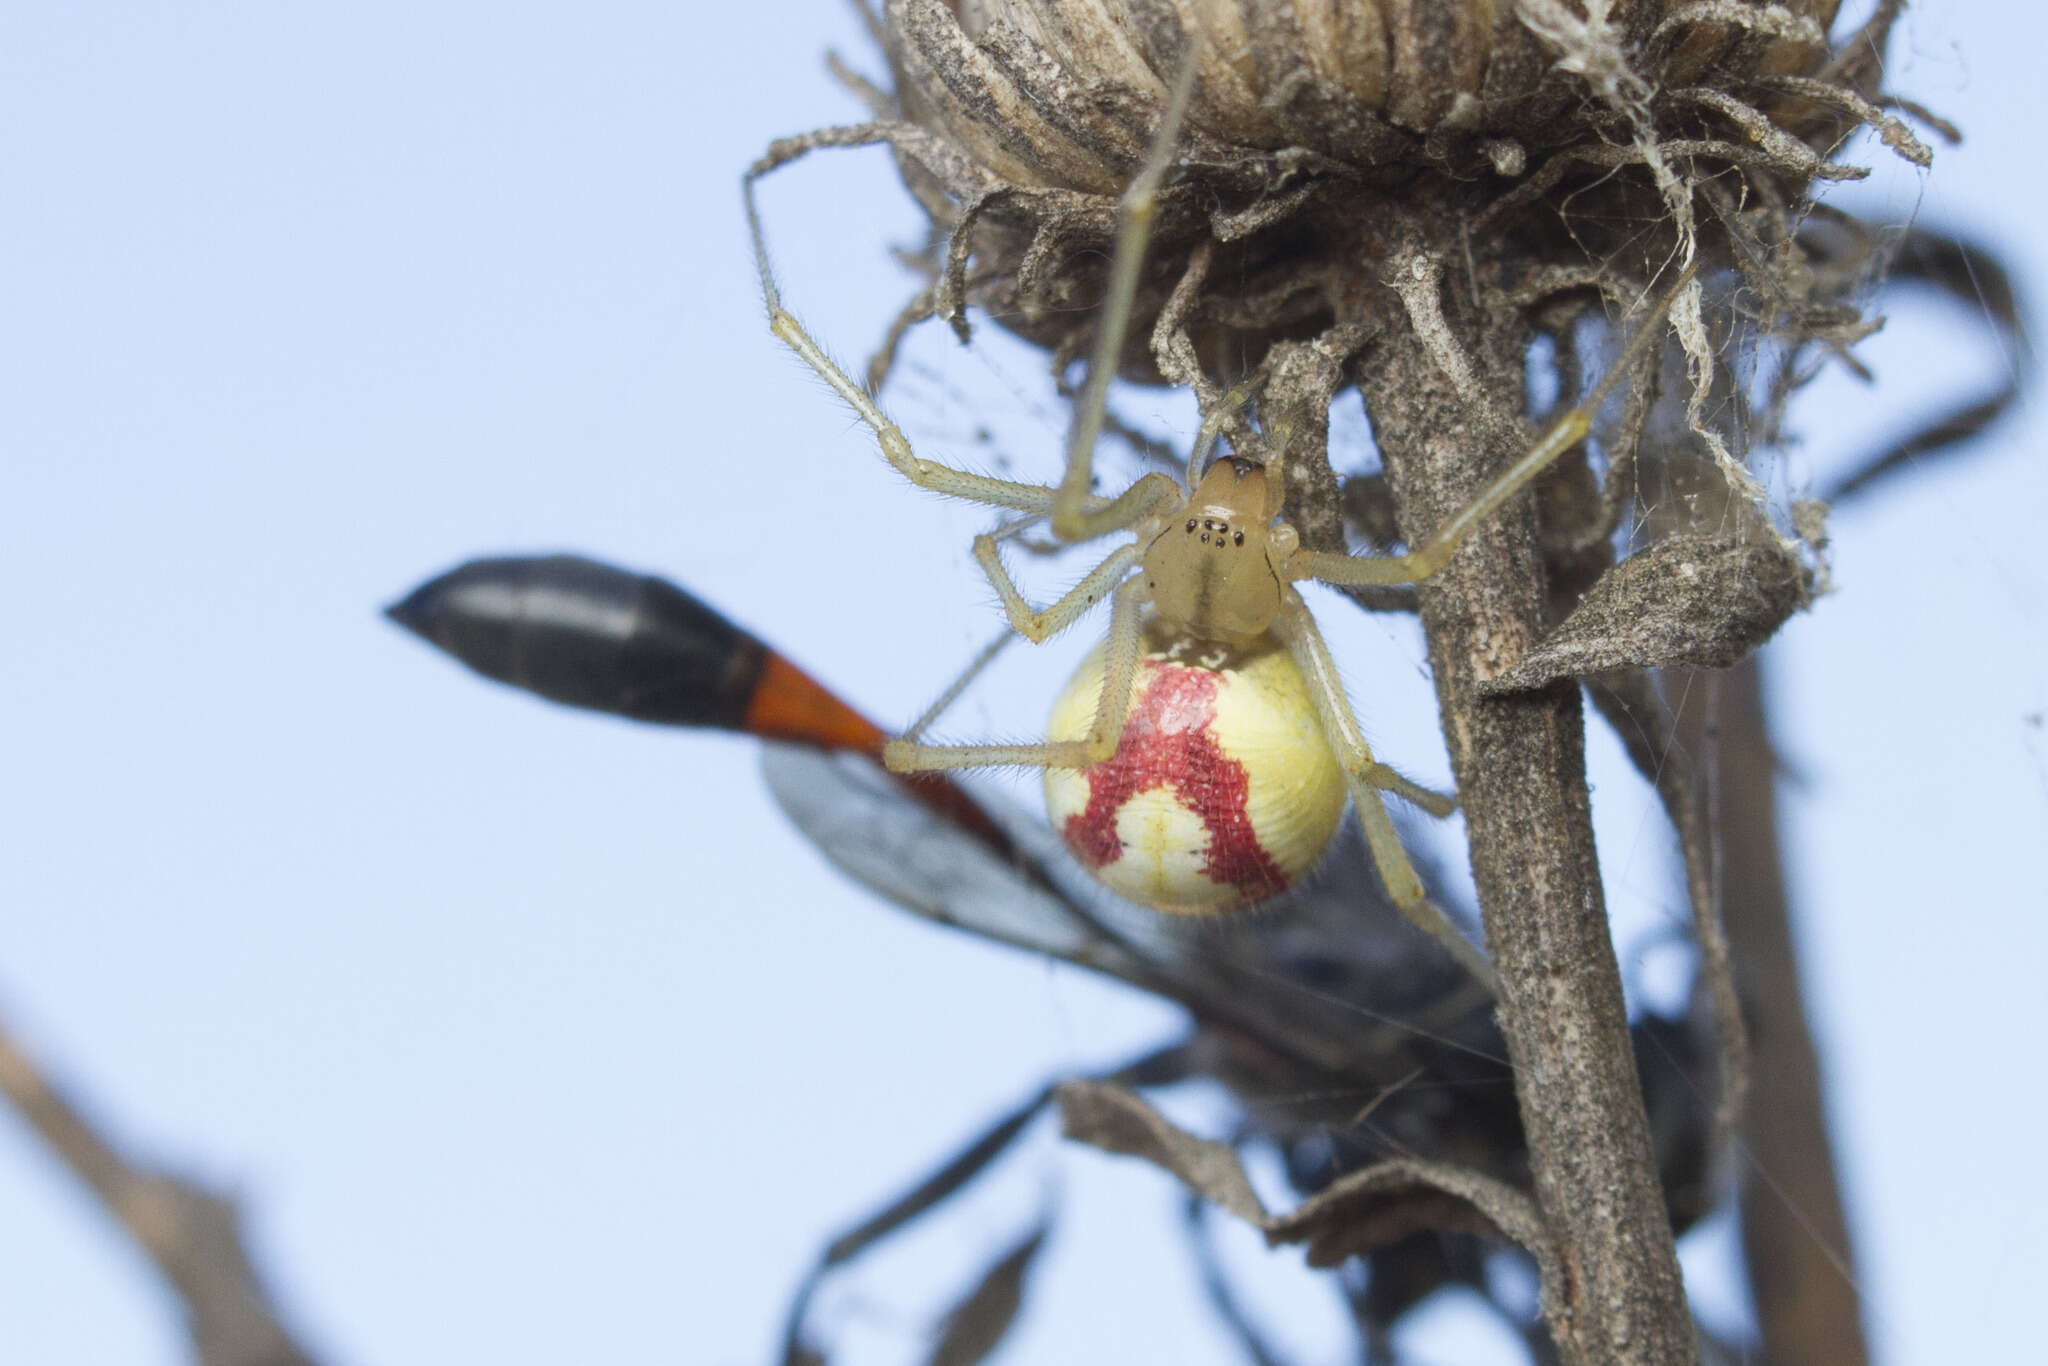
746 145 1085 519
972 522 1167 644
1273 592 1497 995
899 628 1013 743
886 576 1146 773
1288 259 1702 590
1287 402 1601 588
1048 51 1202 544
1368 764 1458 821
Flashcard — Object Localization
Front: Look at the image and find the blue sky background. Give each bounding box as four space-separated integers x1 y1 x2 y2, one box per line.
3 3 2044 1363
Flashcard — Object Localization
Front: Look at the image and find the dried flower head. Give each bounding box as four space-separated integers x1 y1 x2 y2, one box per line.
744 0 1945 672
874 0 1905 390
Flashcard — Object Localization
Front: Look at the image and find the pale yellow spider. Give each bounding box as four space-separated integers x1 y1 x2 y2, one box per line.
744 77 1689 994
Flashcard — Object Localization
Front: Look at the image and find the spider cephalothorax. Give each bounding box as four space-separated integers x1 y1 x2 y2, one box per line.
1139 456 1291 649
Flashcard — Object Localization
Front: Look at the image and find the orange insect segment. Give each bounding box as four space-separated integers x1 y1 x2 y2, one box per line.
742 652 891 756
1043 624 1347 914
742 652 1022 860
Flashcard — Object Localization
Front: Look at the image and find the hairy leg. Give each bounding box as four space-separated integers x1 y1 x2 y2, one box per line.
1274 593 1496 995
885 576 1147 773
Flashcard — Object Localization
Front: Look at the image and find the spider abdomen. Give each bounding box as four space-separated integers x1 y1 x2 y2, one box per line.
1043 624 1346 914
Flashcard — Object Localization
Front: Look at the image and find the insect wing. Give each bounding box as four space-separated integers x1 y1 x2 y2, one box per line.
759 742 1162 980
762 744 1477 1085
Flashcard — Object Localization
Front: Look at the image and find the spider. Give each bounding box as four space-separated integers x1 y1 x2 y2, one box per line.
743 73 1691 993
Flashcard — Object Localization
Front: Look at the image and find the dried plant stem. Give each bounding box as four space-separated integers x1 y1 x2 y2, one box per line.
0 1008 320 1366
1670 658 1867 1366
1360 274 1693 1366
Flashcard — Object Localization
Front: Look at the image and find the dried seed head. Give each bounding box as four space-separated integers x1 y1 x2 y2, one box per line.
902 0 1840 187
817 1 1935 684
877 0 1906 389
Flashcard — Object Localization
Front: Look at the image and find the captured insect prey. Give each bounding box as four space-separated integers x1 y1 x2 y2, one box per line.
385 551 1715 1360
386 552 1473 1094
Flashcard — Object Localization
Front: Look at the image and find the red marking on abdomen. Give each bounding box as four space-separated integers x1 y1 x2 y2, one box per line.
1062 661 1288 899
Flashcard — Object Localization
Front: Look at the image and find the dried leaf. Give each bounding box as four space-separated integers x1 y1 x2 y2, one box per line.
1266 1158 1537 1271
925 1221 1051 1366
1584 671 1746 1160
781 1049 1193 1366
1055 1080 1266 1226
1053 1081 1554 1285
1480 534 1807 693
780 1088 1054 1366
